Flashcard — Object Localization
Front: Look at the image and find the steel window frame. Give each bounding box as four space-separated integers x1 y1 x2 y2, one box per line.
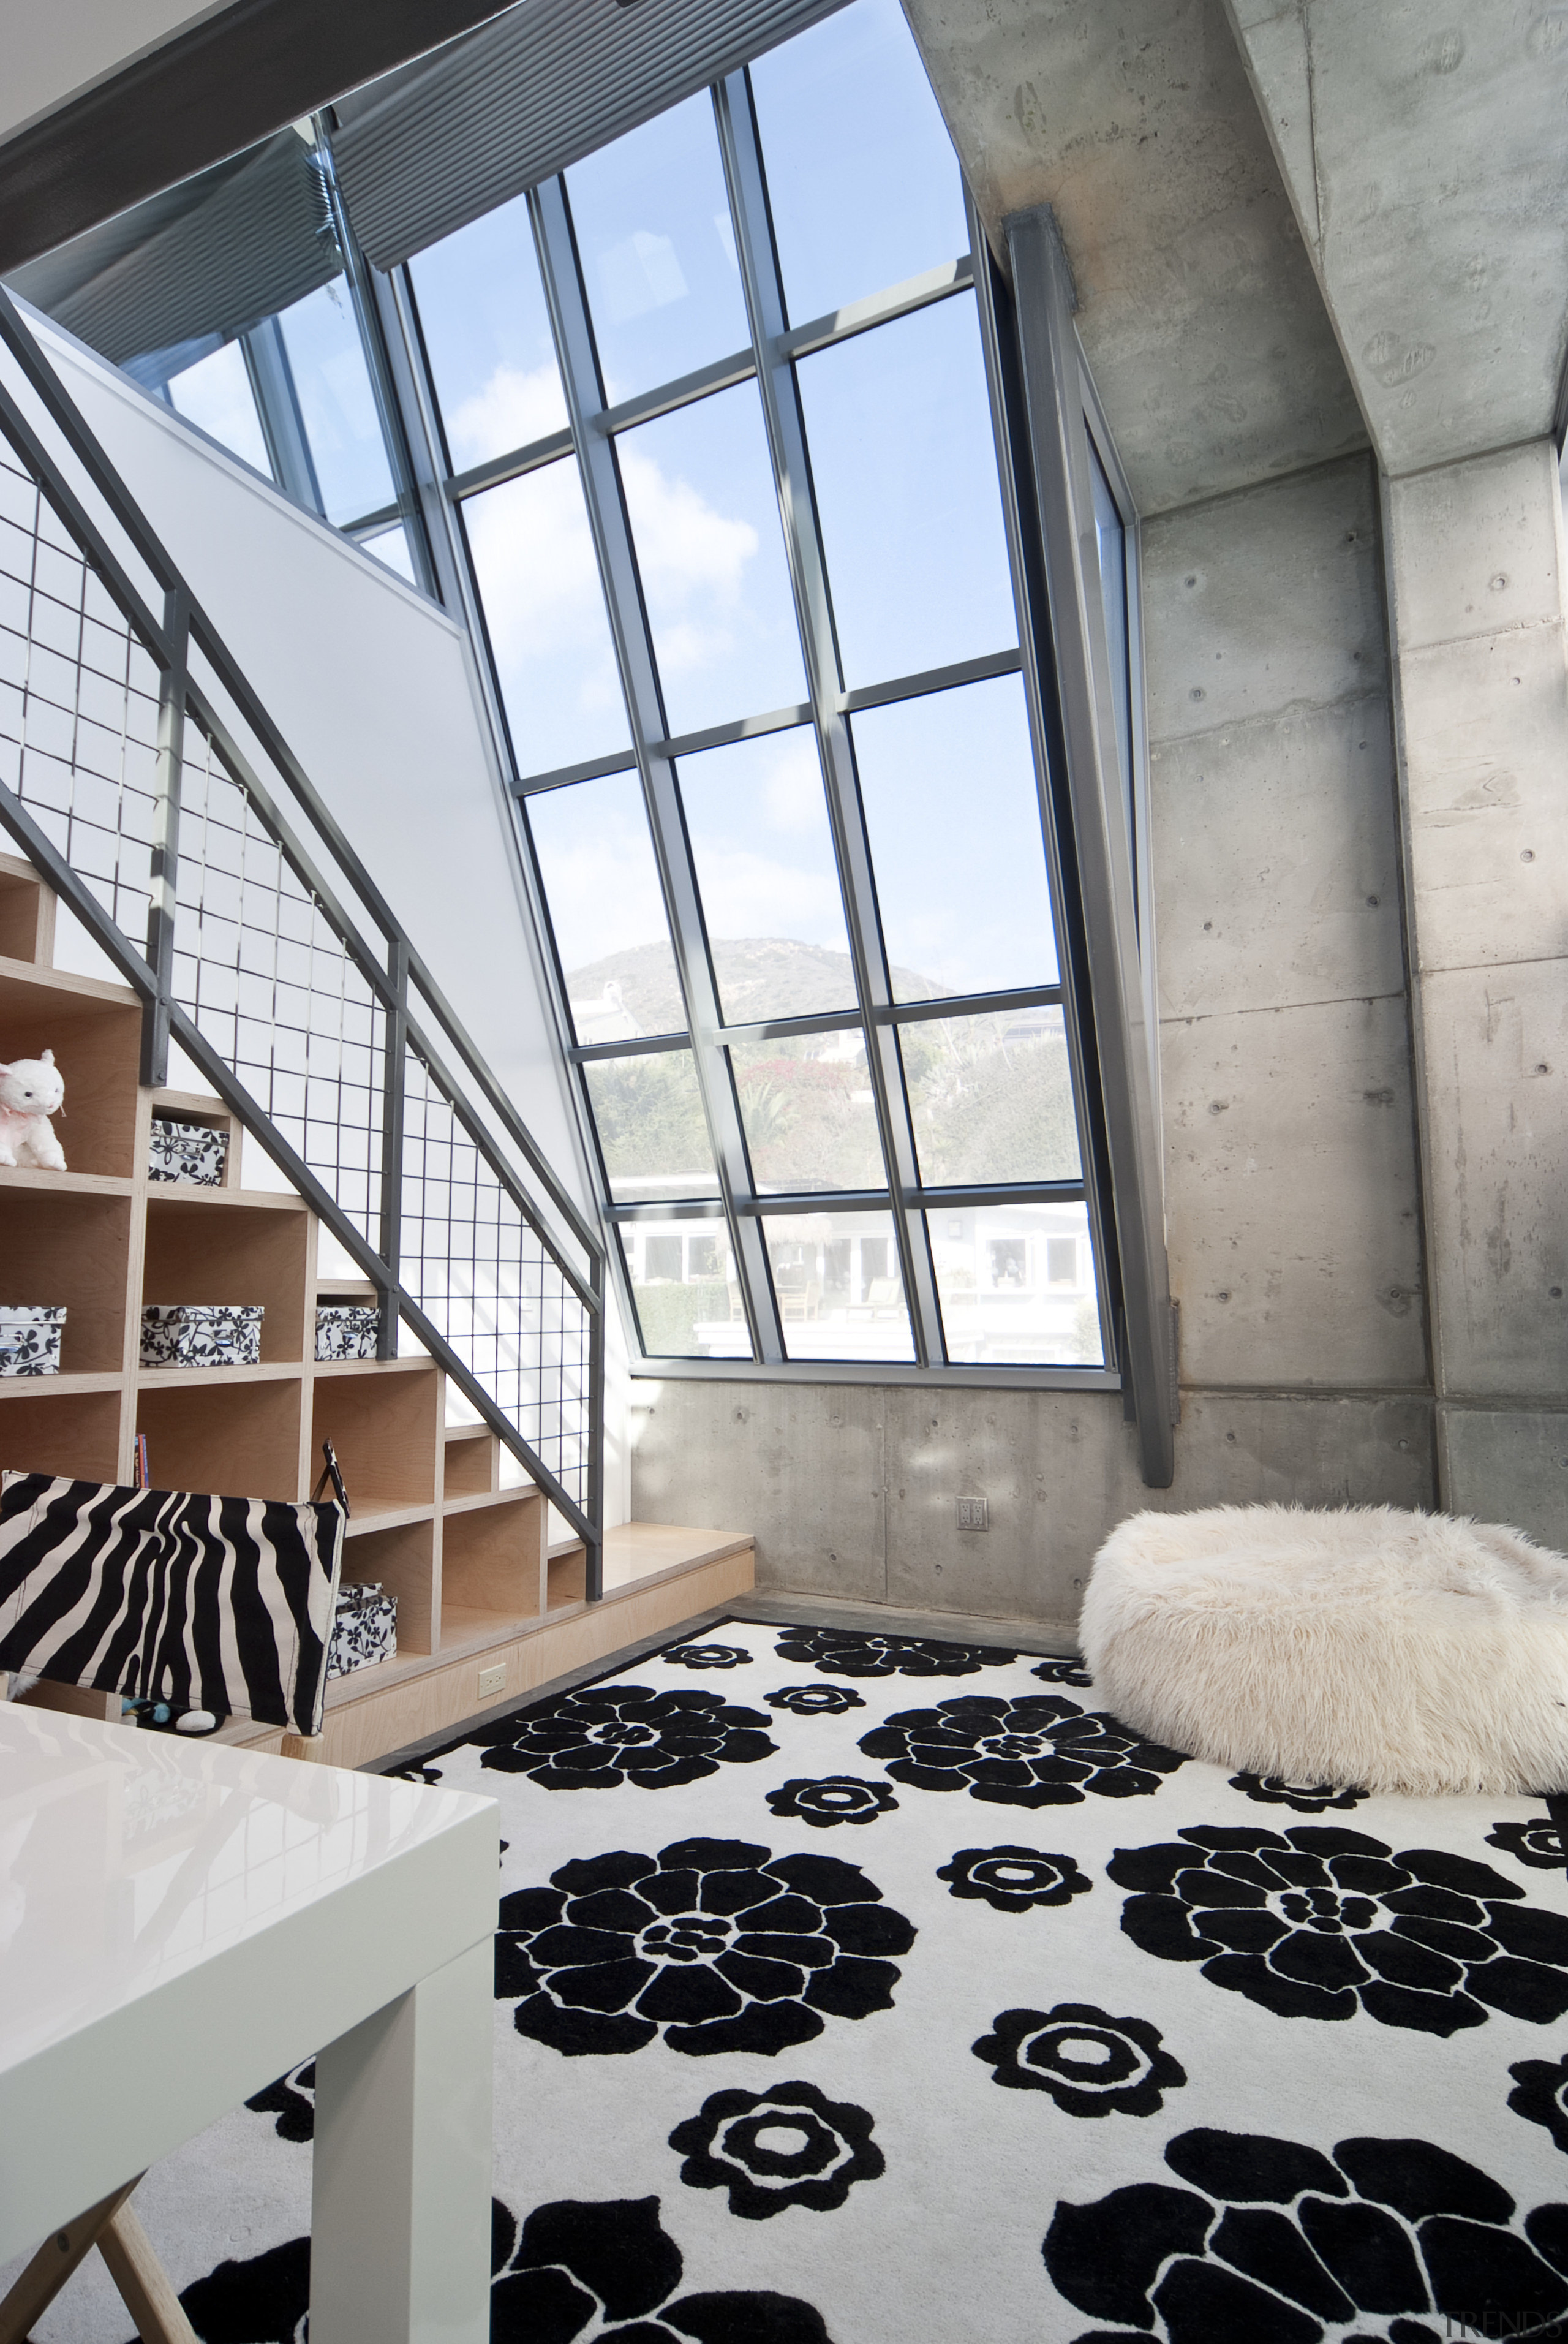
357 65 1183 1437
999 203 1176 1481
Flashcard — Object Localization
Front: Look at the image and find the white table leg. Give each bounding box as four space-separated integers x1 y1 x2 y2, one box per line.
309 1938 492 2344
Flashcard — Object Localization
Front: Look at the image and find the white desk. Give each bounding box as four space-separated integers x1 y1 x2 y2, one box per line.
0 1706 498 2343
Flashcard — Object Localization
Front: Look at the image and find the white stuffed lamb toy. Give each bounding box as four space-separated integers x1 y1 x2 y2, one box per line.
0 1049 66 1170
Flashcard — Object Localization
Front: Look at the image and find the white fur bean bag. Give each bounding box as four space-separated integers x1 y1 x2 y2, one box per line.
1080 1503 1568 1796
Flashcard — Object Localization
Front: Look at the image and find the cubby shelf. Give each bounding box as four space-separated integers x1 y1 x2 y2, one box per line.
0 1168 135 1198
0 849 755 1765
0 851 548 1695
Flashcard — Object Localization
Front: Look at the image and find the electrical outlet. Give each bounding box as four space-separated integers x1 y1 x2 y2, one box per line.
956 1497 989 1531
478 1663 507 1698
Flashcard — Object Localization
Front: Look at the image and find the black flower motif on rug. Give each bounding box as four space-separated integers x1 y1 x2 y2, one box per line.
474 1685 776 1790
1510 2052 1568 2154
859 1695 1185 1809
491 2193 832 2340
937 1845 1092 1913
766 1684 867 1717
1488 1815 1568 1870
495 1836 916 2057
765 1776 898 1829
171 2195 837 2344
1044 2127 1568 2340
244 2058 315 2143
973 2004 1184 2119
1110 1824 1568 2035
772 1626 1017 1678
662 1643 753 1670
669 2081 884 2219
174 2236 309 2342
1230 1774 1367 1814
1031 1658 1093 1688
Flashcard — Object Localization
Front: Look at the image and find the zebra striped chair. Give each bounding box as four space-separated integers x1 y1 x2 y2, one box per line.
0 1470 344 1749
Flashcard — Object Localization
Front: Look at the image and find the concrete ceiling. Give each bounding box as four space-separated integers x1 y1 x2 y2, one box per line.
903 0 1368 513
1225 0 1568 476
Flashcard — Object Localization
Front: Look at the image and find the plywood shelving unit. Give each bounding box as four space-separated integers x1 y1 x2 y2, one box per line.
0 852 753 1763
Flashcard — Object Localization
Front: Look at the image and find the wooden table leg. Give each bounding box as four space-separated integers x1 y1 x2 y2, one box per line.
97 2202 200 2344
309 1938 492 2344
0 2177 141 2344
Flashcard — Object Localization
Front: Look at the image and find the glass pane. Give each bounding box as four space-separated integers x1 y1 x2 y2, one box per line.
677 728 856 1022
854 674 1057 999
619 384 805 737
275 279 396 527
582 1049 718 1201
527 773 684 1040
931 1201 1102 1364
361 523 417 583
750 0 968 324
408 192 568 469
765 1207 914 1361
902 1006 1081 1186
465 459 630 774
1090 440 1135 868
166 342 273 477
618 1220 750 1358
566 93 748 406
731 1031 886 1194
799 295 1016 687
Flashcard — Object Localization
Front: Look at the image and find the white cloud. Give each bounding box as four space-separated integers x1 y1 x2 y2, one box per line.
465 457 624 769
760 732 827 836
448 361 568 471
534 829 673 980
619 445 757 679
461 370 787 766
698 845 846 953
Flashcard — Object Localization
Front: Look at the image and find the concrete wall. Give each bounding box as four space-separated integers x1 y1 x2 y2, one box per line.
1147 452 1425 1393
633 448 1438 1627
1383 436 1568 1546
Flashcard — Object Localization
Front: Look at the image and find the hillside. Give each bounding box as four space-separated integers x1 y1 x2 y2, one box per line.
564 937 943 1037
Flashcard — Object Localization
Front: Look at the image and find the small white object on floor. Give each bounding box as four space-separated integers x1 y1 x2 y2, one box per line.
1081 1501 1568 1796
175 1710 217 1734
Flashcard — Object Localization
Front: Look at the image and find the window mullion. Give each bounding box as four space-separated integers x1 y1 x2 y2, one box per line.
965 189 1123 1394
999 202 1176 1483
241 318 323 513
530 175 783 1368
714 68 944 1370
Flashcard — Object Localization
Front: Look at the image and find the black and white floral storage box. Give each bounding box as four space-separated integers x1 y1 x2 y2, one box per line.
147 1117 228 1186
326 1580 396 1677
0 1305 65 1377
140 1304 263 1369
315 1304 380 1362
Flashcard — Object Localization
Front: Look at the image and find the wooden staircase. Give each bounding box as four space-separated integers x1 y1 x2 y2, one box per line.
0 852 753 1766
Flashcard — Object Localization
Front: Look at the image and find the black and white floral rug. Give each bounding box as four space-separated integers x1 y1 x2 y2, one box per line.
13 1618 1568 2342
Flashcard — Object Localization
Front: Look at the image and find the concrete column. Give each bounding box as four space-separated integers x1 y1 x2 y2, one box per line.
1144 453 1427 1400
1383 437 1568 1541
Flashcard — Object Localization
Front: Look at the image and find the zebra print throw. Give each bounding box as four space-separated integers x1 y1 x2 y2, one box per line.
0 1472 344 1734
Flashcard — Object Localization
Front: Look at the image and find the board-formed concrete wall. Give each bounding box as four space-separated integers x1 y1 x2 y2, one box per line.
633 450 1436 1630
1383 437 1568 1548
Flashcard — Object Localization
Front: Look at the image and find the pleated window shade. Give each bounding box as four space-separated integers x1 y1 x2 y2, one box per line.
6 130 341 379
330 0 851 273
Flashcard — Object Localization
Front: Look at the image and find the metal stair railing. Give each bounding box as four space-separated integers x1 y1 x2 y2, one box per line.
0 287 605 1595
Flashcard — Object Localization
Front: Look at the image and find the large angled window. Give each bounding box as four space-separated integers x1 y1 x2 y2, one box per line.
390 0 1145 1380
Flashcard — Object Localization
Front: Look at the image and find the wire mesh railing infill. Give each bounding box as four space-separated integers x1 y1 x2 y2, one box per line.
0 289 603 1578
